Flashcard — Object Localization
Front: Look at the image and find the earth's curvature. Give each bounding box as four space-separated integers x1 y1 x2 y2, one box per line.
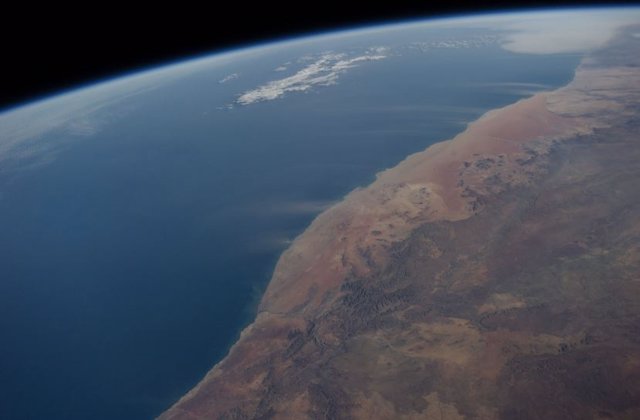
1 8 640 420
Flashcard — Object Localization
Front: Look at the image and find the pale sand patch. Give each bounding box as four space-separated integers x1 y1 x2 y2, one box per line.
478 293 526 314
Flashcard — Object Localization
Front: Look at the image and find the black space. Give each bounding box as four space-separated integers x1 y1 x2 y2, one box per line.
1 0 633 110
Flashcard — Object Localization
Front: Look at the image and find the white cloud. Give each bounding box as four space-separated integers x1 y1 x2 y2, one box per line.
495 10 640 54
397 9 640 55
218 73 239 83
409 35 498 52
266 199 336 215
274 62 291 72
467 81 553 96
0 52 244 170
237 50 387 105
0 80 159 172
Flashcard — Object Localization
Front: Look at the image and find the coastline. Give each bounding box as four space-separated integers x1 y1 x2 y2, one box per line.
160 93 585 420
160 85 589 420
159 26 640 419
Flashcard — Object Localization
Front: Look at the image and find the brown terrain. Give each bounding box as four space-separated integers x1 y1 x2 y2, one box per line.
160 26 640 419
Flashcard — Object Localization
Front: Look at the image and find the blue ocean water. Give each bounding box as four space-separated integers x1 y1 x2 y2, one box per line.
0 30 581 419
